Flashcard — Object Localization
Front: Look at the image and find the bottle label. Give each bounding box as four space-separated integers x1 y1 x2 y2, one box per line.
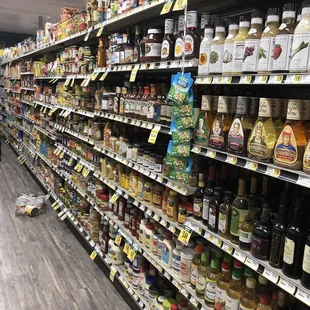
202 196 211 221
202 95 212 111
283 237 295 265
239 229 252 243
209 44 224 73
167 200 176 217
161 40 170 59
205 278 217 302
215 287 227 310
175 38 184 58
218 210 228 234
185 34 195 56
228 118 245 151
161 244 170 264
257 37 275 71
274 125 298 165
172 252 181 272
209 116 225 148
218 97 229 113
222 43 234 73
270 232 284 265
287 100 302 120
290 33 310 70
232 41 245 72
119 97 125 114
230 207 249 237
194 113 210 144
125 48 134 63
191 263 198 286
120 51 125 64
225 295 240 310
303 142 310 169
273 34 294 71
133 47 139 62
196 273 206 291
145 43 162 57
198 41 211 76
251 234 270 259
239 305 257 310
193 198 203 218
242 39 260 72
258 98 273 118
208 206 217 229
247 121 270 159
302 244 310 273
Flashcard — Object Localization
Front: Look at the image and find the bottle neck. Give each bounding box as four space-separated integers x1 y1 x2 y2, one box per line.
292 207 300 227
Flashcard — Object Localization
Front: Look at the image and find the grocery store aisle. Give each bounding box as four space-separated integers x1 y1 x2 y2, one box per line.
0 142 132 310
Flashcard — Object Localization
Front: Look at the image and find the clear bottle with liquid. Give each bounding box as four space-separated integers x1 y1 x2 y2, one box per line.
214 262 232 310
196 252 210 298
225 269 243 310
240 278 258 310
205 258 221 307
218 191 233 239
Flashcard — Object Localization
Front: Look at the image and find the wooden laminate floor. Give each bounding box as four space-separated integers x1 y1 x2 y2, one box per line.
0 142 132 310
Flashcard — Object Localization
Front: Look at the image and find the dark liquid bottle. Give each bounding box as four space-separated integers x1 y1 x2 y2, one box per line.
202 166 216 225
283 199 304 279
134 26 143 64
208 187 221 232
161 19 175 61
251 203 272 260
302 231 310 289
248 176 261 220
193 173 205 221
269 192 287 268
184 11 200 60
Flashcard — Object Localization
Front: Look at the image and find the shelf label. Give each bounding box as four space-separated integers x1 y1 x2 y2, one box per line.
130 65 140 82
245 257 259 271
90 251 97 260
123 243 130 254
233 250 246 262
161 0 174 14
128 248 137 262
148 125 161 144
84 28 93 41
295 288 310 307
115 234 123 246
262 268 279 284
278 278 296 295
53 204 60 211
225 155 237 165
297 175 310 187
173 0 187 11
269 75 283 84
178 225 193 245
60 213 68 221
191 145 201 154
254 75 268 84
206 149 216 158
266 167 281 178
244 161 258 171
240 75 252 84
110 266 117 282
99 70 109 81
109 192 120 203
97 24 104 37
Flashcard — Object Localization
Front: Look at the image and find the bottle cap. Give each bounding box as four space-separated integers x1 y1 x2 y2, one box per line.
259 295 271 305
211 258 220 270
196 244 204 254
222 262 231 271
258 275 268 285
244 266 254 277
246 277 256 289
232 269 242 279
234 259 244 269
201 251 210 262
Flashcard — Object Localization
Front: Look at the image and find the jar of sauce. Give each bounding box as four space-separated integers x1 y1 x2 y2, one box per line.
161 19 175 61
145 29 163 63
184 11 200 60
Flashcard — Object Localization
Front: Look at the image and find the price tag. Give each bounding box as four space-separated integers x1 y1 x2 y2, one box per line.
70 77 75 87
115 234 123 246
191 145 201 154
128 248 136 262
262 268 279 284
160 0 174 14
245 257 259 271
224 76 232 84
278 278 296 295
90 251 97 260
58 210 65 218
60 213 68 221
130 65 140 82
295 288 310 307
52 201 58 208
233 250 246 262
294 74 302 83
173 0 187 11
190 297 199 307
297 175 310 187
100 70 109 81
266 167 281 178
216 76 222 84
178 225 193 245
64 78 71 86
254 75 268 84
225 155 237 165
148 125 161 144
110 266 117 282
123 243 130 254
84 28 93 41
109 193 120 203
245 161 258 171
240 75 252 84
206 149 216 158
269 75 283 84
97 24 104 37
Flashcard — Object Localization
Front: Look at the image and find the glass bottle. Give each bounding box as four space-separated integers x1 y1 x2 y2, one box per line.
290 1 310 72
230 179 249 244
134 85 144 119
273 99 307 170
239 216 254 251
214 262 231 310
227 96 251 155
161 19 175 61
258 8 280 73
232 16 250 75
277 290 289 310
125 28 134 64
257 296 272 310
218 191 233 239
240 278 258 310
198 24 214 76
209 96 231 150
200 12 211 39
113 86 121 114
222 20 239 75
242 10 264 73
302 229 310 288
140 86 150 121
248 176 261 220
269 192 287 268
97 37 106 67
153 85 162 124
247 98 277 162
185 11 200 60
225 269 243 310
191 244 204 289
139 28 148 63
256 275 269 298
194 93 215 146
147 84 157 122
273 3 296 72
302 100 310 140
119 86 127 115
196 251 210 298
201 165 215 226
205 258 221 308
242 267 255 289
193 173 205 221
133 26 143 63
251 204 272 260
208 187 221 233
209 20 226 74
273 99 284 138
283 199 304 279
174 15 185 60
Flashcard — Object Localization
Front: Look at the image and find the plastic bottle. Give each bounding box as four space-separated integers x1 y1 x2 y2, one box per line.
240 277 258 310
215 262 232 310
225 269 243 310
191 244 205 289
161 231 175 269
145 224 155 252
172 241 184 273
196 251 210 298
180 248 195 282
139 218 149 245
205 258 221 308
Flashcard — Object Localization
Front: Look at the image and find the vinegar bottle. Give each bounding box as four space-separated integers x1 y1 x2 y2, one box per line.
240 278 258 310
214 262 232 310
225 269 243 310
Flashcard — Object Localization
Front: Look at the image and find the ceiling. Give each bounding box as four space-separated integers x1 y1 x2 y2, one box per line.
0 0 85 35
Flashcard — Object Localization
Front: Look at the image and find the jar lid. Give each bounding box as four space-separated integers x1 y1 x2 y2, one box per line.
246 277 257 289
149 285 160 294
181 248 194 259
157 296 166 305
146 275 157 285
146 223 154 230
147 29 163 34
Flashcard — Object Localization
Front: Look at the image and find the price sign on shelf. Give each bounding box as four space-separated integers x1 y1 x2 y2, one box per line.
266 167 281 178
99 70 109 81
128 248 137 262
97 24 105 37
130 65 140 82
109 192 120 203
245 257 259 271
160 0 174 15
245 160 258 171
262 268 279 284
178 224 193 245
173 0 187 11
278 278 296 295
148 125 161 144
90 251 97 260
84 28 93 41
115 234 123 246
295 288 310 307
123 243 130 254
110 266 117 282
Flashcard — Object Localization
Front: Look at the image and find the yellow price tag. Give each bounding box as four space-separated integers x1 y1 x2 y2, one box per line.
294 74 301 83
70 77 75 87
160 0 174 14
83 168 90 177
84 29 92 41
84 77 91 87
276 75 283 83
77 164 83 173
115 234 123 246
109 193 120 203
53 204 60 210
123 243 130 254
68 158 74 166
148 125 161 144
43 107 47 114
64 78 71 86
173 0 187 11
261 75 268 83
128 248 137 262
226 76 232 84
59 151 65 159
90 251 97 260
91 72 100 81
40 106 44 112
110 266 117 282
52 201 58 208
100 71 109 81
18 155 22 160
178 225 193 245
48 108 58 116
60 213 67 221
97 24 104 37
130 66 139 82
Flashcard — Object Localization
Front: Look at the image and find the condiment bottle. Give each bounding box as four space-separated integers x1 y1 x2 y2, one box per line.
222 20 239 75
134 26 143 64
184 11 200 60
302 100 310 139
113 86 121 114
162 187 170 214
273 99 283 138
209 19 226 74
232 16 250 75
242 10 264 73
214 262 232 310
97 37 106 67
147 84 157 122
256 296 272 310
125 28 134 64
202 166 215 225
145 29 163 62
190 244 204 289
152 184 164 209
175 15 185 60
239 216 254 251
248 98 277 162
143 179 153 203
205 258 221 307
140 86 150 121
198 25 214 76
161 231 175 269
239 278 258 310
273 3 296 72
200 12 211 39
196 251 210 298
256 275 270 298
161 19 175 61
134 85 144 119
227 96 251 156
209 96 231 150
273 99 307 170
290 1 310 72
166 190 179 221
119 86 127 115
193 173 205 220
258 8 280 73
218 191 233 239
225 269 243 310
208 187 221 232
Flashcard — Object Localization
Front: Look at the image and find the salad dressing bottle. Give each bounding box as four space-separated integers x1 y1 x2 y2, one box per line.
232 16 250 75
209 20 226 74
247 98 277 162
205 258 221 307
257 8 280 73
225 269 243 310
242 10 264 73
198 25 214 76
214 262 232 310
239 278 258 310
222 20 239 75
273 3 296 72
273 99 283 138
274 99 307 170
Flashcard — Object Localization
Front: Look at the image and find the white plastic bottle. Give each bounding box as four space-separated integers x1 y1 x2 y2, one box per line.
139 218 149 244
172 241 184 273
198 25 214 76
161 231 175 269
145 223 155 252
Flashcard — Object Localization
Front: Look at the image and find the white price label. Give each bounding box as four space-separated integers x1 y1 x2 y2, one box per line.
245 257 259 271
225 155 237 165
233 250 246 262
244 161 258 171
278 278 296 295
262 268 279 284
266 167 281 178
297 175 310 187
295 288 310 307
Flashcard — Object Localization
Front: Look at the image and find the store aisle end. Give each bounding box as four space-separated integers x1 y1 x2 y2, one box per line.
0 142 132 310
